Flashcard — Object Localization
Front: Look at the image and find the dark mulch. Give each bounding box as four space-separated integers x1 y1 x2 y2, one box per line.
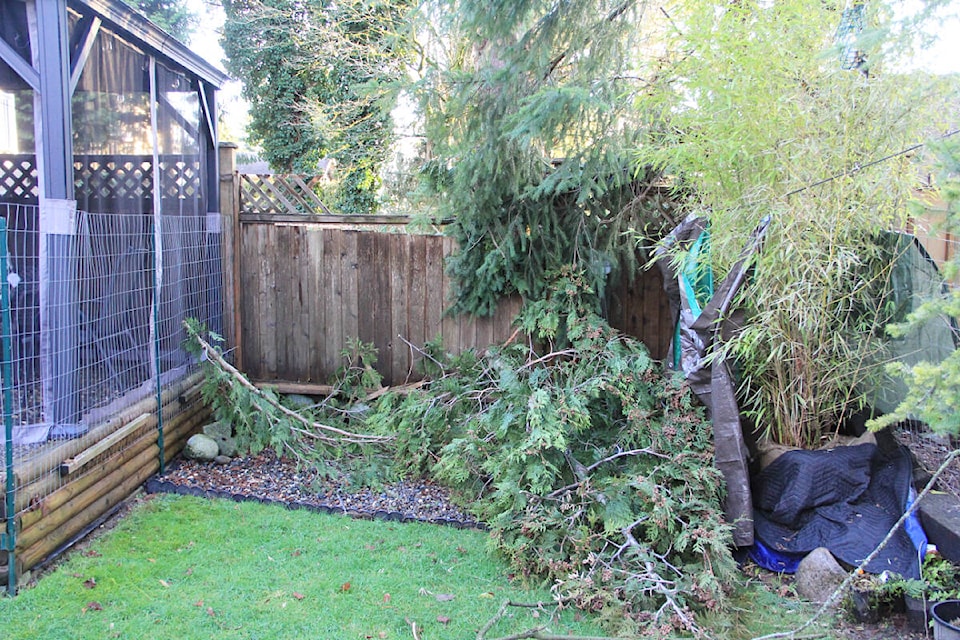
147 449 482 529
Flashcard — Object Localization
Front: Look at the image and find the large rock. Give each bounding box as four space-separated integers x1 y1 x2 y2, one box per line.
795 547 848 604
183 433 219 461
202 421 238 457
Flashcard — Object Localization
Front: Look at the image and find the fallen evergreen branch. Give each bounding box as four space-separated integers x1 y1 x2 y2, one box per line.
370 269 737 637
185 321 392 457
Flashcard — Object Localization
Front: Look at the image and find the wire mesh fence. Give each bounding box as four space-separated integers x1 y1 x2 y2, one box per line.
1 202 222 526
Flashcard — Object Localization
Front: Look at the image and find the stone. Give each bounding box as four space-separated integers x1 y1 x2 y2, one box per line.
202 421 238 457
795 547 847 604
202 421 232 440
214 455 232 465
919 492 960 564
183 433 219 461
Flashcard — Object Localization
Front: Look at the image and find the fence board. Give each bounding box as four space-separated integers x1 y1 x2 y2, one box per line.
390 236 411 382
321 228 342 378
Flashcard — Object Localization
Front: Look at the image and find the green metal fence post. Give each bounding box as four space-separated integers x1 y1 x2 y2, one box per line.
0 219 18 596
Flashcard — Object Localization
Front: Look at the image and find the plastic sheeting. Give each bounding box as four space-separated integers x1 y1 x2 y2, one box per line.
656 214 770 547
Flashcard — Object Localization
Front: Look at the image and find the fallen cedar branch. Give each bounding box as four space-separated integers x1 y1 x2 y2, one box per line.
192 331 393 446
476 599 620 640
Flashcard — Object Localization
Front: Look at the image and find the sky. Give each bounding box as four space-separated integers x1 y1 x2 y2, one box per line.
184 0 960 151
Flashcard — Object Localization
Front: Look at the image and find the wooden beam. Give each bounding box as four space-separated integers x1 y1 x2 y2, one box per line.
59 413 152 477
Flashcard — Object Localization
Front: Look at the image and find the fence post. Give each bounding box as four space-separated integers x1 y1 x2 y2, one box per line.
1 219 18 596
219 142 242 370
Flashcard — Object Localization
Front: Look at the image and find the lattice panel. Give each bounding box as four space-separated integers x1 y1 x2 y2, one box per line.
159 160 201 200
74 156 154 209
0 155 39 204
240 174 331 215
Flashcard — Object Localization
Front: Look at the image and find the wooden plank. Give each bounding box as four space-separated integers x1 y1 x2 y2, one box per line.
260 223 278 379
340 231 360 369
406 235 427 376
321 228 343 381
239 212 434 226
424 236 445 347
356 233 392 384
254 381 335 396
390 235 411 383
271 225 291 379
304 226 323 382
239 220 262 378
59 413 152 477
440 236 460 356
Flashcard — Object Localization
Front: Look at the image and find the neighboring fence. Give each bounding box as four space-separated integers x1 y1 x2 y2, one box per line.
220 146 673 388
0 200 219 592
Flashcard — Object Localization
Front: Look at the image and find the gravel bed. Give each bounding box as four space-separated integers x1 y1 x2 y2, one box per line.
147 449 483 529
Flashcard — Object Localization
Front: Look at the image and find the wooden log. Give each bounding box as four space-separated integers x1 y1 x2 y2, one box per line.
15 402 206 549
13 384 204 513
15 403 211 573
17 443 159 553
60 413 152 477
12 374 203 486
15 402 208 531
18 448 160 570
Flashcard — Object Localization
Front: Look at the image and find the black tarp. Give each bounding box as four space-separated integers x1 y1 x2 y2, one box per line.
752 442 920 579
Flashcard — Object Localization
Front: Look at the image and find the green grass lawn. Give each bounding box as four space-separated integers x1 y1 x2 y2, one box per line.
0 494 604 640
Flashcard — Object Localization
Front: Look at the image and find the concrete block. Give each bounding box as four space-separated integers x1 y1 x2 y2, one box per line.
919 492 960 564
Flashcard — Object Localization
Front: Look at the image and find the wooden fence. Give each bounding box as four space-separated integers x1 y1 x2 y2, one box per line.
219 146 673 389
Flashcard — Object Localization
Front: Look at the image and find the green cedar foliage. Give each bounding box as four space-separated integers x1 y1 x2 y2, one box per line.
220 0 413 213
411 0 676 315
636 0 958 447
368 269 736 635
123 0 197 42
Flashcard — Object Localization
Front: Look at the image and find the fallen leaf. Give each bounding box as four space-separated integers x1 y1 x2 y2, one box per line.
435 593 455 602
206 607 216 617
148 558 156 563
383 593 391 603
478 592 495 599
292 592 305 600
378 633 388 639
72 573 83 578
437 616 450 625
341 581 352 592
81 550 101 558
159 579 170 588
194 600 204 607
82 578 96 589
365 544 376 551
185 567 194 576
291 549 302 557
83 601 103 613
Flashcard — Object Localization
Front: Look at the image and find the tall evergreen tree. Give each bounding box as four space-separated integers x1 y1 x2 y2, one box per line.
124 0 198 42
220 0 413 213
412 0 675 315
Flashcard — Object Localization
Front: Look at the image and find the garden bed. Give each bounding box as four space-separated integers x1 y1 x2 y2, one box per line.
147 449 482 529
